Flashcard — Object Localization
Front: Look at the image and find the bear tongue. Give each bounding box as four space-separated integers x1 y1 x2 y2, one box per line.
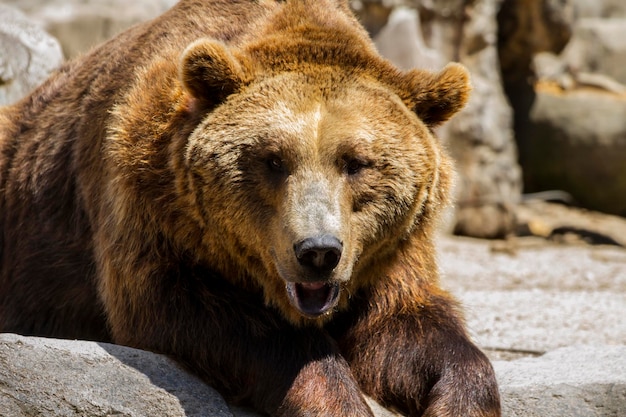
299 282 326 291
286 281 340 318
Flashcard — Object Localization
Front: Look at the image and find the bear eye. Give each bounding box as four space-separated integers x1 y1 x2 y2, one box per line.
344 157 369 176
267 156 286 174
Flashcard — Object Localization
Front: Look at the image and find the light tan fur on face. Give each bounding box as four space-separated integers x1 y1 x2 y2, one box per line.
173 64 458 324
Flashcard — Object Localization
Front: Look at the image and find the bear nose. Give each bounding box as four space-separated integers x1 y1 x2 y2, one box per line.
294 235 343 272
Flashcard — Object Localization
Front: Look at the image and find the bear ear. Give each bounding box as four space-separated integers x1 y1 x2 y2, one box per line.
180 39 251 104
400 63 472 127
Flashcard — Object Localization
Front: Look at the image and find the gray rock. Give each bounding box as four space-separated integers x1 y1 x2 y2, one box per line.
569 0 626 18
437 233 626 293
437 232 626 357
441 0 522 239
462 290 626 354
5 0 177 59
0 5 64 106
494 345 626 417
0 333 233 417
524 86 626 216
373 7 444 71
561 18 626 86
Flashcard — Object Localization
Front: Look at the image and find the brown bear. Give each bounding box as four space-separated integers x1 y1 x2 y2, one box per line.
0 0 500 416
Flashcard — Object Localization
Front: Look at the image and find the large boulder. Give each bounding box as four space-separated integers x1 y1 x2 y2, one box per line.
568 0 626 18
561 18 626 86
523 83 626 215
0 334 234 417
0 5 64 105
495 345 626 417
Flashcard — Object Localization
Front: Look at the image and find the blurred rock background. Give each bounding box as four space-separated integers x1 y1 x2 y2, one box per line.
352 0 626 238
2 0 625 239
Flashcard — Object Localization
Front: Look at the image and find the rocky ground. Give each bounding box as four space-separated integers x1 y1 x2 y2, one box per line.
440 201 626 361
442 235 626 358
437 202 626 416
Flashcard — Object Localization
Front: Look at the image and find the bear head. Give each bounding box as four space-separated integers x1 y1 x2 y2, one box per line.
114 0 471 325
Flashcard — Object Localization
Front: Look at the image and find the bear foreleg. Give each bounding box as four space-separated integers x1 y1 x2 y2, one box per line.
336 287 501 417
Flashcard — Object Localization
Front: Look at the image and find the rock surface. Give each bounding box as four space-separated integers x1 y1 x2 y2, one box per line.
495 345 626 417
4 0 177 59
0 334 233 417
0 5 64 106
522 83 626 216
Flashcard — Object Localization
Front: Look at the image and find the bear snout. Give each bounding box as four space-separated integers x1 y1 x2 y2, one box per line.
293 234 343 273
276 235 345 317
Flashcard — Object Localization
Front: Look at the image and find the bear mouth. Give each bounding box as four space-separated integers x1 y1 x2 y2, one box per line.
286 281 340 317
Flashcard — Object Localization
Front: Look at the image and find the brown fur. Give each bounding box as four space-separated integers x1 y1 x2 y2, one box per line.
0 1 500 415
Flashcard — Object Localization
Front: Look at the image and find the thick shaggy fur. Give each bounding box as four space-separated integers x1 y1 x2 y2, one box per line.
0 1 500 416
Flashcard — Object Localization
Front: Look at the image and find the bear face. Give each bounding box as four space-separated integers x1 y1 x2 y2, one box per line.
175 39 468 323
105 2 470 327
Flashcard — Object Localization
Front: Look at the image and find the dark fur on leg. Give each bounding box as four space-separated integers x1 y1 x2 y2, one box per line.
332 291 500 416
